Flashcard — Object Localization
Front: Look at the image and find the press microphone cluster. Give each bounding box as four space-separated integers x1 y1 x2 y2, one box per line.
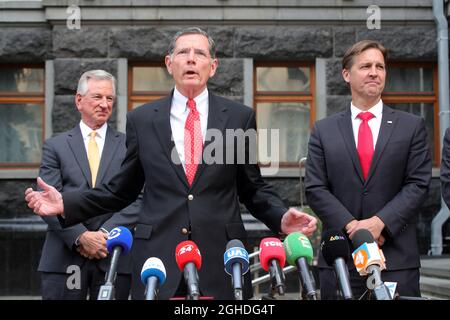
259 237 286 296
141 257 166 300
97 226 133 300
351 229 392 300
175 240 202 300
224 239 249 300
321 229 354 300
283 232 317 300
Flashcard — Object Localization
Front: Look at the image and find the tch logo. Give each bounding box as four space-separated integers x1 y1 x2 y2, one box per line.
262 240 283 248
353 248 369 269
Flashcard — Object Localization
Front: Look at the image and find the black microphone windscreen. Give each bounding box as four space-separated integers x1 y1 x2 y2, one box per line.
351 229 375 249
226 239 244 250
321 229 350 265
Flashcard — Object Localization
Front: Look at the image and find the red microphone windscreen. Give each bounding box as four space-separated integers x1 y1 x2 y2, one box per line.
259 237 286 271
175 240 202 271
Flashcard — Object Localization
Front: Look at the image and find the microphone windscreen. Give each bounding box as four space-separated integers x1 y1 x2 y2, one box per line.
259 237 286 271
224 239 249 275
226 239 244 250
321 229 350 266
106 226 133 255
351 229 375 249
140 257 167 285
283 232 313 266
175 240 202 271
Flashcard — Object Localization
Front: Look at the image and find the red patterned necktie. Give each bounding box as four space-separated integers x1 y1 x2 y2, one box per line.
184 98 203 186
357 112 375 180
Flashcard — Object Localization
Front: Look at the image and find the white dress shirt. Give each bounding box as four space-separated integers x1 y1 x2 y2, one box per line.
79 120 107 158
170 87 208 171
351 99 383 148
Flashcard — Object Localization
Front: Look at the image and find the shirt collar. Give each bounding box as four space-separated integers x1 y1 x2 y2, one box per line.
79 120 107 139
172 86 209 116
351 99 383 120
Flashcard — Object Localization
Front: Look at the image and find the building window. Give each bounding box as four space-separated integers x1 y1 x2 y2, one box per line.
254 62 315 167
0 65 45 168
128 62 174 109
382 62 438 166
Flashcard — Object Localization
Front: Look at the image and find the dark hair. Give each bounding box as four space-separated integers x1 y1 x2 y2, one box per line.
167 27 216 58
342 40 387 70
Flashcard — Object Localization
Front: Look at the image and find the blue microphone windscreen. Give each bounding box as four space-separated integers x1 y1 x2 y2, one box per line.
224 244 249 275
106 226 133 255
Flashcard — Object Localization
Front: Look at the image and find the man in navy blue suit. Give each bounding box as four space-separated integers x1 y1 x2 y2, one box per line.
305 40 431 299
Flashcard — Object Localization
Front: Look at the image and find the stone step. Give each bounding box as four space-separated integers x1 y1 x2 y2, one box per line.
420 258 450 280
420 276 450 299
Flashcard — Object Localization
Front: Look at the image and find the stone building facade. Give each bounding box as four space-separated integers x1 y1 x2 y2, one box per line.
0 0 447 295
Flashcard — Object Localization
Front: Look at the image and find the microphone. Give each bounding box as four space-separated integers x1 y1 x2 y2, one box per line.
140 257 167 300
97 226 133 300
175 240 202 300
224 239 250 300
259 237 286 296
351 229 392 300
321 229 354 300
283 232 317 300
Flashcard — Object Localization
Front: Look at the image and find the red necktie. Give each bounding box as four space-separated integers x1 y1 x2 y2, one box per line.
357 112 375 180
184 98 203 186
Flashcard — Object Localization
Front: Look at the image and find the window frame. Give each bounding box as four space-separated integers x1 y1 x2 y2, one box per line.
128 61 173 110
253 61 316 167
382 61 439 166
0 63 45 169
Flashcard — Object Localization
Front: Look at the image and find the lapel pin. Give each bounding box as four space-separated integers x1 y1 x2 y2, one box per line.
387 120 393 124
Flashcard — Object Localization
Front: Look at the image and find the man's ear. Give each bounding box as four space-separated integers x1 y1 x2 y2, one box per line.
209 58 219 78
165 55 173 75
75 93 82 111
342 68 350 83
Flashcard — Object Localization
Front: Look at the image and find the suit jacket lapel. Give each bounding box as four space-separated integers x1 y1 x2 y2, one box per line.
67 126 92 187
365 104 397 185
190 93 229 189
338 109 365 184
96 126 120 186
152 93 189 188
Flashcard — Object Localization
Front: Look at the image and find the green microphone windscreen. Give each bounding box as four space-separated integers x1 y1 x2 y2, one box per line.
283 232 314 266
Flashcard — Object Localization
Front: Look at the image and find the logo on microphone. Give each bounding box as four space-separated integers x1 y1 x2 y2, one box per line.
108 227 121 240
178 244 201 257
329 235 346 241
262 240 283 247
225 247 248 260
353 244 369 269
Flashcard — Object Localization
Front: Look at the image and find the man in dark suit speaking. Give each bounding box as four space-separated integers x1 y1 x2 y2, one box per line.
305 40 432 299
37 70 141 299
25 27 317 300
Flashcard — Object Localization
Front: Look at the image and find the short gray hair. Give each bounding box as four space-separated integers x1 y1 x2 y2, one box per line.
168 27 216 58
77 70 116 96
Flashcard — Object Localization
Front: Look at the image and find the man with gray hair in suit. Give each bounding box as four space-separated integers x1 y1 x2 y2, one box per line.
37 70 141 299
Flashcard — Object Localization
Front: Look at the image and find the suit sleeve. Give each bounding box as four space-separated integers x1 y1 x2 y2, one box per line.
236 110 287 233
376 117 432 237
101 189 143 231
39 139 88 249
304 122 356 230
441 128 450 208
61 113 145 227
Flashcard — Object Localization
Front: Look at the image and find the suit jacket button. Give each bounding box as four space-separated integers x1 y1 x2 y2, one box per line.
188 194 194 201
181 228 189 235
363 191 368 196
